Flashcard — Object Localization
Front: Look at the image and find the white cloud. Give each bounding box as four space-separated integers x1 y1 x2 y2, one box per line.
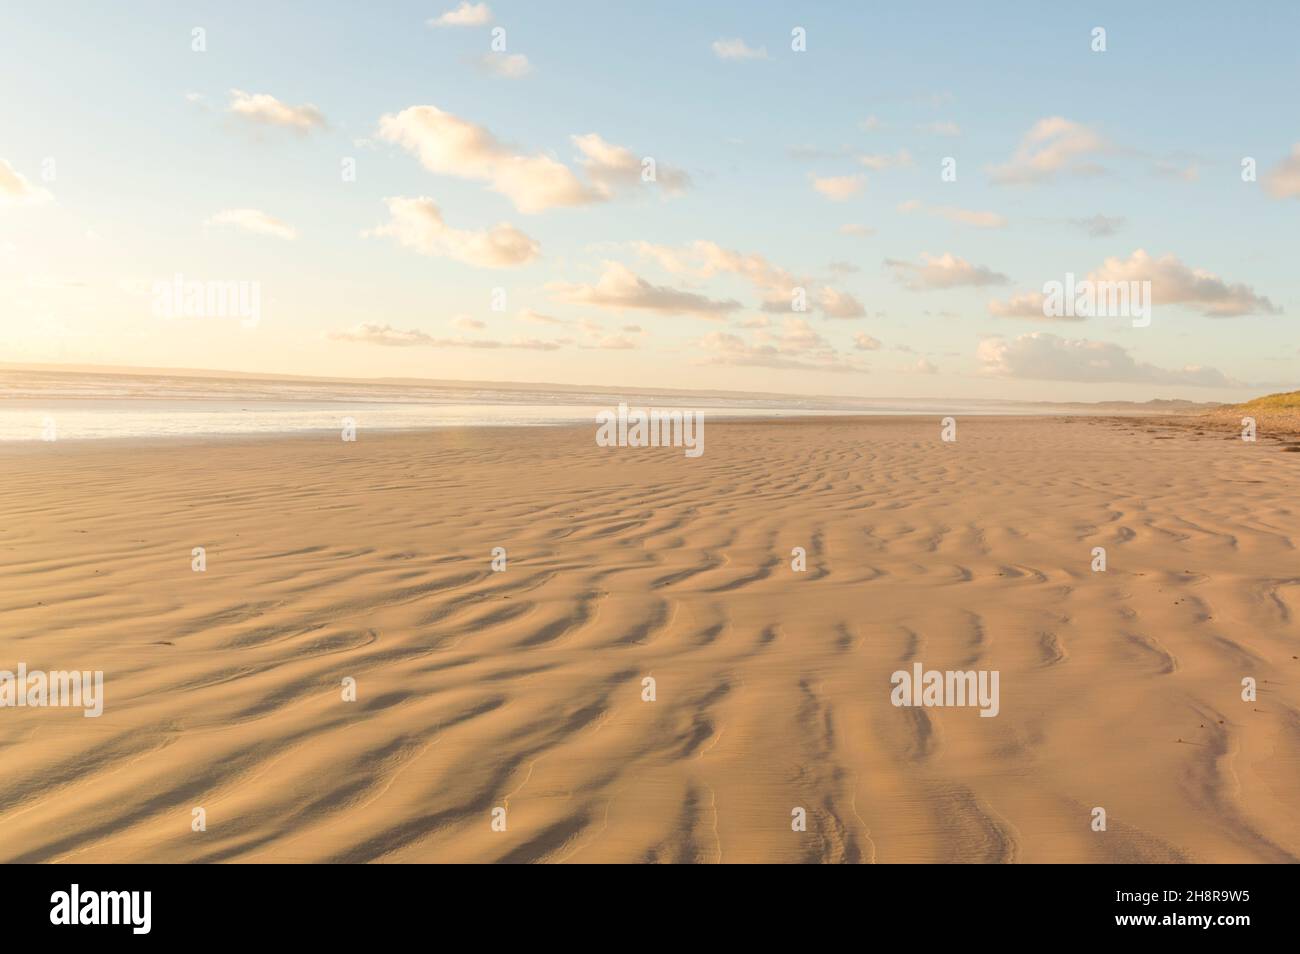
573 134 690 194
696 317 867 373
207 208 298 240
479 53 532 78
898 199 1006 229
227 89 326 131
885 252 1009 290
377 105 683 213
428 2 492 27
853 332 882 351
451 315 486 330
987 117 1107 184
978 332 1238 387
377 106 592 213
986 291 1061 320
0 158 51 204
1068 214 1124 237
363 196 539 268
517 308 567 325
548 262 741 318
913 358 939 374
328 322 561 350
839 223 875 237
636 239 799 308
634 239 857 320
1087 249 1277 317
584 334 638 350
1263 144 1300 199
811 174 865 200
711 38 767 60
818 286 866 319
986 249 1276 319
858 149 912 171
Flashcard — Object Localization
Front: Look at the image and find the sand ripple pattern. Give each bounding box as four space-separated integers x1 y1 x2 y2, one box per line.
0 417 1297 862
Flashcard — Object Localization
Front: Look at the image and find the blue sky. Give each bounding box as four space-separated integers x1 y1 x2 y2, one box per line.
1 1 1296 400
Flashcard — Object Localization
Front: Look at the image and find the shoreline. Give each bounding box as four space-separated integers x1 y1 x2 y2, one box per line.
0 410 1257 451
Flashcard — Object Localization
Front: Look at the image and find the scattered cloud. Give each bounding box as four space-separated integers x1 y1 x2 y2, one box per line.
363 196 539 267
987 117 1107 184
1068 214 1125 237
328 322 561 350
377 106 591 213
978 332 1238 387
635 240 800 309
811 173 865 200
451 315 486 331
584 334 638 350
377 105 682 213
206 208 298 240
428 2 492 27
839 223 875 237
711 38 767 60
859 116 882 132
573 133 690 194
517 308 567 326
898 199 1006 228
885 252 1010 290
1088 249 1278 317
696 317 867 373
479 52 532 78
987 249 1277 319
853 332 883 351
987 291 1061 320
858 149 912 170
514 309 603 338
634 239 857 320
1263 144 1300 199
548 262 741 318
227 89 326 131
0 158 51 203
913 358 939 374
818 286 867 318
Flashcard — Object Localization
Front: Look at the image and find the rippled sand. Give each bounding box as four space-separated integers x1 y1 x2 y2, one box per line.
1 416 1297 862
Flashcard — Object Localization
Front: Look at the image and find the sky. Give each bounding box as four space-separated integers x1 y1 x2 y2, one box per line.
1 1 1297 401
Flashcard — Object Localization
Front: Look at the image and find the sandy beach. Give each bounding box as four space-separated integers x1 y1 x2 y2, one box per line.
1 415 1297 863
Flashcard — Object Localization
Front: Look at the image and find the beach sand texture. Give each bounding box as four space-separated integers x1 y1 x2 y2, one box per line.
1 416 1297 863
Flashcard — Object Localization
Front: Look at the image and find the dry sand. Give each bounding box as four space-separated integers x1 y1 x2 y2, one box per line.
1 416 1297 863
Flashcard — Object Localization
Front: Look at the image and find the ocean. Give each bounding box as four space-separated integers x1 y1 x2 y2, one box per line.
0 368 1056 441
